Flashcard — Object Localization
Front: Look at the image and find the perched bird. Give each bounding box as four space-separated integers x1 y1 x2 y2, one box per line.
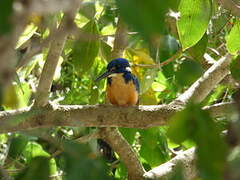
95 58 139 106
95 58 140 162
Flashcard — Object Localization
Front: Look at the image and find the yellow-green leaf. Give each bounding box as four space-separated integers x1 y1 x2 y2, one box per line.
177 0 212 50
226 20 240 55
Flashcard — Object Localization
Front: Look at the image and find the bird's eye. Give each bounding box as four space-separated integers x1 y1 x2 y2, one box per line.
110 67 116 72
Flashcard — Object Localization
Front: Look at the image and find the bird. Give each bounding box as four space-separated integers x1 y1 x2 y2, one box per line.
95 58 140 162
95 58 139 106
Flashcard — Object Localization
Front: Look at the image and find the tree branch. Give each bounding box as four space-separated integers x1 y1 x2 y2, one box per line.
100 128 145 180
219 0 240 17
26 0 81 15
0 102 233 134
173 54 232 105
143 148 196 180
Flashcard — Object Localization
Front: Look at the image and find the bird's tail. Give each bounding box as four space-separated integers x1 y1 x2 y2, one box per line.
97 139 117 163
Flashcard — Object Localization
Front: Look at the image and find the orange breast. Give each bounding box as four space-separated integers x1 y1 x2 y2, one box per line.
106 73 138 106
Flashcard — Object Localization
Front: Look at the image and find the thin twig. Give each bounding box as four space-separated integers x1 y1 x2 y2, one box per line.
173 53 232 105
132 49 182 69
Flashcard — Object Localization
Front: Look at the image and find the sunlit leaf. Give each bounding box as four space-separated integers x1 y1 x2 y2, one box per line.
16 23 38 48
177 0 212 50
138 68 158 94
22 142 50 162
226 20 240 55
152 82 166 92
140 88 158 105
129 48 155 64
2 84 19 109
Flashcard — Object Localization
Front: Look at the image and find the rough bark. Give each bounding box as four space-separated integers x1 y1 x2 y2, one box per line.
0 102 233 134
173 54 232 105
144 148 196 180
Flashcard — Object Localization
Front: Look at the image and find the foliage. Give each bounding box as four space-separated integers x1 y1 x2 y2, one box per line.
0 0 240 179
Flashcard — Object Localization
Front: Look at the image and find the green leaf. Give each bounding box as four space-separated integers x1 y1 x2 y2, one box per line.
187 33 208 61
175 59 204 87
72 20 100 74
116 0 173 39
98 6 117 29
177 0 212 50
139 68 158 94
169 163 185 180
16 156 50 180
158 35 180 62
22 142 50 162
167 106 194 144
168 103 227 180
139 128 170 167
60 140 113 180
8 135 29 159
157 35 179 78
0 0 14 34
192 107 227 180
115 162 128 179
230 56 240 81
119 128 137 145
226 20 240 55
99 40 112 61
16 23 38 48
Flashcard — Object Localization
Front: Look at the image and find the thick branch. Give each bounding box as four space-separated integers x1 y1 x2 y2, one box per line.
143 148 196 180
26 0 80 14
219 0 240 17
0 102 233 134
100 128 145 180
174 54 232 105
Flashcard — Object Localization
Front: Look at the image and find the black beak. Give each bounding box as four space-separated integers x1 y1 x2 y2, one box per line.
95 71 112 82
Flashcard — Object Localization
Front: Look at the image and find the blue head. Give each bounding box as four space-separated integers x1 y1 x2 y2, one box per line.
95 58 131 81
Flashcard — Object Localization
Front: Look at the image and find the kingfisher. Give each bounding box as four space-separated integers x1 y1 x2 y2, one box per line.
95 58 139 106
95 58 140 163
